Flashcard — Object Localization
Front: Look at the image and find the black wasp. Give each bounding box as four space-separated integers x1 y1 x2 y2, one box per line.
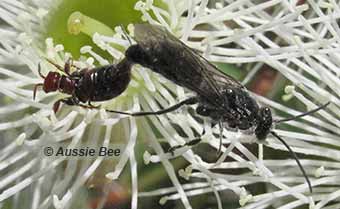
106 24 330 193
33 58 132 113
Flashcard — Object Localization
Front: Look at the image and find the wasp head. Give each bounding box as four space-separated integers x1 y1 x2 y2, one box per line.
33 62 75 100
42 72 62 93
255 107 273 140
33 70 61 99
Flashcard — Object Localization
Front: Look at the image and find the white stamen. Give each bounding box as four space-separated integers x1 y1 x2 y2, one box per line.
143 151 151 165
315 166 325 178
15 133 26 146
36 8 48 19
159 196 168 205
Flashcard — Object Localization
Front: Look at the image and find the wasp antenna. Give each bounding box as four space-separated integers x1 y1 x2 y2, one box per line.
44 57 65 72
103 108 134 116
120 24 132 46
270 131 312 193
37 63 46 79
53 100 62 113
79 104 132 115
33 83 43 100
275 101 330 123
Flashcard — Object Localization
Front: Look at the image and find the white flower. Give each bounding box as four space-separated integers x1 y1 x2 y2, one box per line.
0 0 339 209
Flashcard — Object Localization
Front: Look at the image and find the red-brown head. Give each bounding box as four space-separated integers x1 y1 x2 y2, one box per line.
42 72 61 93
33 63 62 100
33 63 75 100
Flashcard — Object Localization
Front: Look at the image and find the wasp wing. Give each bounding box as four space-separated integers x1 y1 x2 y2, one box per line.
133 24 244 106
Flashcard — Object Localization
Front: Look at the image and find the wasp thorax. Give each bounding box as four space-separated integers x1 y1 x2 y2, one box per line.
255 107 273 140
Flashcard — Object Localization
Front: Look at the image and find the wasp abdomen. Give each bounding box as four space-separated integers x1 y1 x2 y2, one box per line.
90 64 131 102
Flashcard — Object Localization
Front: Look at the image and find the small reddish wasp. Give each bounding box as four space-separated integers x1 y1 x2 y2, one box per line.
33 58 132 112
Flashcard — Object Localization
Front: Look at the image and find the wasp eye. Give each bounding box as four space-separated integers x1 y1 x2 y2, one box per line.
261 107 271 117
226 89 233 94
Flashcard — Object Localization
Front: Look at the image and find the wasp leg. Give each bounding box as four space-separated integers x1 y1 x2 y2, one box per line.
33 83 43 100
65 58 82 74
45 58 65 72
167 138 202 156
37 63 45 79
75 101 100 110
88 101 101 108
167 129 206 155
63 58 72 76
105 96 199 116
53 96 80 113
